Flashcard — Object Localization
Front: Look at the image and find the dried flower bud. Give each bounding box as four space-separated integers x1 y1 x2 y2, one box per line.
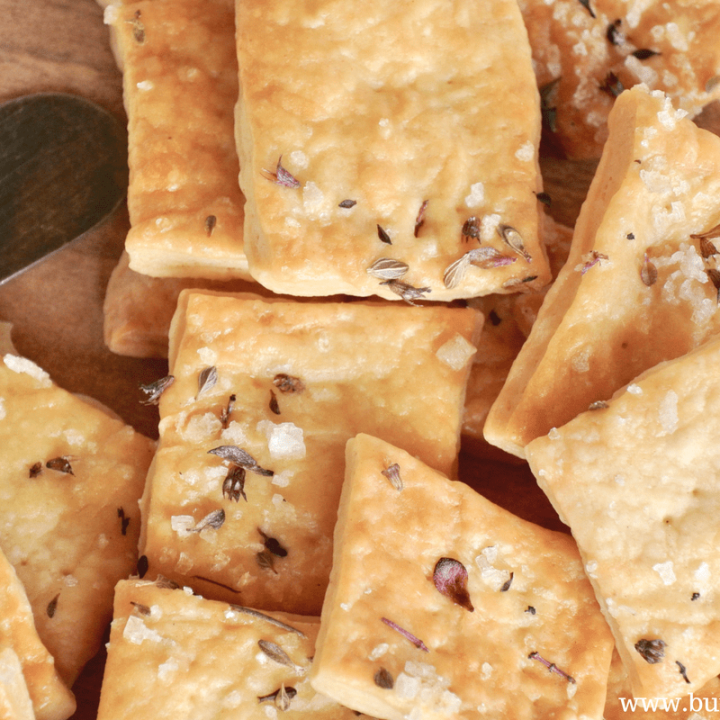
137 555 149 578
635 638 666 664
676 661 691 684
381 463 403 491
197 366 218 399
461 216 480 242
528 652 576 683
208 446 273 476
265 156 300 188
380 279 431 306
223 466 247 502
600 72 624 98
47 594 59 618
259 528 288 557
273 374 305 394
205 215 217 236
641 253 657 287
498 225 532 263
29 462 42 478
139 375 175 405
433 557 474 611
269 390 280 415
190 509 225 533
606 19 624 46
338 199 356 208
377 225 392 245
367 258 409 280
374 668 394 689
220 394 236 428
46 457 74 475
256 550 277 574
414 200 428 237
381 617 429 652
576 251 609 274
258 640 299 670
632 49 660 60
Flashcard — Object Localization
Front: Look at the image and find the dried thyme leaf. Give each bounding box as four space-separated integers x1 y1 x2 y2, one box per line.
220 394 236 428
269 390 281 415
137 555 149 578
676 661 691 684
117 507 130 536
205 215 217 237
498 225 532 263
380 279 431 306
258 528 288 557
699 237 719 259
381 463 403 491
692 223 720 241
641 253 658 287
588 400 609 410
223 466 247 502
265 156 300 188
632 49 660 60
139 375 175 405
414 200 429 237
461 216 480 242
273 374 305 394
377 225 393 245
130 601 151 616
130 10 145 43
443 254 471 289
433 557 474 611
339 199 356 208
228 605 307 637
606 19 624 46
258 640 298 669
577 0 595 18
635 638 666 664
380 617 430 651
367 258 409 280
47 594 59 618
600 72 624 99
197 366 218 399
374 668 394 689
29 462 42 479
258 686 298 709
189 509 225 533
500 572 514 592
256 550 278 574
208 445 273 476
528 652 576 683
46 457 74 475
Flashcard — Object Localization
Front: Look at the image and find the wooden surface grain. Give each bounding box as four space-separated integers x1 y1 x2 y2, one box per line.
1 1 718 718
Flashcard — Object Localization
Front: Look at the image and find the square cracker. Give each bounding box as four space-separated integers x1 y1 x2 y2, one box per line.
0 648 34 720
485 85 720 459
235 0 550 301
0 345 155 685
526 334 720 699
140 292 481 615
104 0 250 280
519 0 720 159
310 433 614 720
97 578 370 720
0 547 75 720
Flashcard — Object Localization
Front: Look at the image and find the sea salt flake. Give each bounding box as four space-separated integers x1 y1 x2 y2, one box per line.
658 391 678 435
289 150 308 169
271 471 291 487
481 663 493 679
258 420 306 460
480 214 501 242
157 657 178 681
369 643 389 661
436 334 476 370
465 182 485 208
627 384 643 395
515 141 534 161
548 427 560 439
136 80 154 91
395 673 420 699
695 562 710 585
3 355 51 387
123 616 163 644
653 561 676 585
170 515 195 537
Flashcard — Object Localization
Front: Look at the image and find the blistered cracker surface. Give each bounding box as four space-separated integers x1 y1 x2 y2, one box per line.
235 0 550 300
0 548 75 720
98 579 365 720
0 356 155 685
108 0 249 280
527 335 720 699
141 292 481 615
485 85 720 458
519 0 720 158
310 433 614 720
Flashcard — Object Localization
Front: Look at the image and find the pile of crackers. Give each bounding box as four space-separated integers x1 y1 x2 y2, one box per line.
3 0 720 718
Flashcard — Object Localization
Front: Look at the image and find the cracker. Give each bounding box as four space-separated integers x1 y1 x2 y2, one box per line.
519 0 720 159
0 648 34 720
140 292 481 615
485 85 720 459
104 0 249 280
310 433 614 720
526 334 720 698
97 578 369 719
0 548 75 720
0 349 155 685
235 0 550 301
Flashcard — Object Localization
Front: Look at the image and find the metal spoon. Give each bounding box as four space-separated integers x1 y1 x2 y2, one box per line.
0 92 127 284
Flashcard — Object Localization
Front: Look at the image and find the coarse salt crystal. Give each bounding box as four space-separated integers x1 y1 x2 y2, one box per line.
481 663 493 679
157 657 178 681
258 420 306 460
395 673 420 699
103 4 119 24
465 182 485 208
170 515 195 536
480 214 501 242
695 562 710 584
136 80 154 91
515 141 534 162
658 390 678 435
548 427 560 440
123 616 162 644
271 471 291 487
653 561 676 585
289 150 308 169
3 355 51 387
436 334 476 371
369 643 389 661
627 384 643 395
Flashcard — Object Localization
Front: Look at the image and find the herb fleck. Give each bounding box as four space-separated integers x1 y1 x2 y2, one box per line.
577 250 609 274
528 652 576 683
269 390 280 415
256 550 278 574
265 156 300 188
139 375 175 405
433 557 474 611
577 0 595 18
367 258 409 281
540 78 560 133
525 606 536 615
130 9 145 43
627 232 635 240
498 225 532 262
380 279 431 306
692 592 700 601
29 462 42 478
600 72 624 99
189 509 225 533
223 466 247 502
339 199 356 208
606 19 624 46
130 602 151 616
46 456 74 475
273 374 305 394
258 640 299 669
632 49 660 60
536 192 552 207
462 216 481 243
676 661 691 684
209 445 273 476
220 394 236 428
137 555 149 578
47 594 59 618
414 200 429 237
118 507 130 535
488 310 502 326
374 668 394 689
229 605 307 637
258 685 297 710
377 225 393 245
381 617 429 651
197 366 218 399
699 237 719 259
641 253 658 287
205 215 217 236
381 463 403 491
635 638 666 664
259 528 288 557
500 572 514 592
